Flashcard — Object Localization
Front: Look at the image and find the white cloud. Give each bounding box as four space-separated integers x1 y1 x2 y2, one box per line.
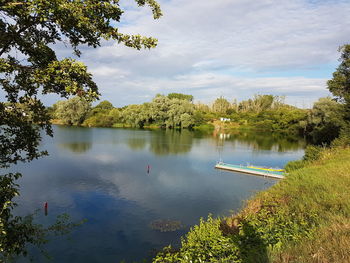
78 0 347 106
1 0 348 106
89 66 129 78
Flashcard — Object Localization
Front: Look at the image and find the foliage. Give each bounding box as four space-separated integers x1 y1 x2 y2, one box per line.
327 45 350 104
154 216 241 263
327 44 350 146
284 159 306 172
238 95 285 113
167 93 193 102
1 0 161 259
83 101 119 127
331 134 350 148
54 97 91 126
165 98 195 128
94 100 114 110
51 93 312 134
302 145 324 162
285 145 324 172
117 95 195 128
212 96 231 114
120 104 150 128
305 97 345 144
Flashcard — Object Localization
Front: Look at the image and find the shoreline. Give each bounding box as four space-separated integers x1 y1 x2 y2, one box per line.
154 147 350 262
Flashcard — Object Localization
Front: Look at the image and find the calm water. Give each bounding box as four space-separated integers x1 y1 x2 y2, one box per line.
13 126 305 262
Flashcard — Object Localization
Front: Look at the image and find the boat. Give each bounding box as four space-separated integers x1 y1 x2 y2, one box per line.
215 162 285 179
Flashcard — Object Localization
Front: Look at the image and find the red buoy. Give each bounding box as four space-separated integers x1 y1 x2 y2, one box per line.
147 165 151 173
44 202 48 216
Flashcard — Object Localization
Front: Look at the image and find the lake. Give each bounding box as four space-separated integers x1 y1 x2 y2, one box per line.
13 126 305 262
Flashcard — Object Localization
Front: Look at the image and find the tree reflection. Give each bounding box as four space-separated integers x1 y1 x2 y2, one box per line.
59 142 92 153
213 130 306 152
125 128 306 156
127 137 147 150
149 129 194 155
56 126 93 153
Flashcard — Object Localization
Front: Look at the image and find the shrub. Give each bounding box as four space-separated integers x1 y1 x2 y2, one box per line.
153 216 241 263
285 160 306 172
302 145 323 162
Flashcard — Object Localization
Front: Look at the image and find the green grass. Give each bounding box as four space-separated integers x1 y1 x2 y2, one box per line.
153 147 350 263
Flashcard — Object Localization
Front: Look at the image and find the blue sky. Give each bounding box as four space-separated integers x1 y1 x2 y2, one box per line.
2 0 350 108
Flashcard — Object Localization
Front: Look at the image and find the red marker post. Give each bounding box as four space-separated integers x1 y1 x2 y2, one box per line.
44 202 48 216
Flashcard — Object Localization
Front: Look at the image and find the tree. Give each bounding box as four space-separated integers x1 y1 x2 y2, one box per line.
166 98 194 128
328 45 350 104
167 93 194 102
0 0 162 259
54 97 91 125
108 108 120 124
327 44 350 144
83 100 118 127
121 104 150 128
307 97 345 144
212 96 230 114
237 95 282 113
252 95 274 112
95 100 114 110
180 113 194 128
150 95 172 125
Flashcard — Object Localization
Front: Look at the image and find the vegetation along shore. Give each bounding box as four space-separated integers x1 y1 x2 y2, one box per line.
49 92 344 145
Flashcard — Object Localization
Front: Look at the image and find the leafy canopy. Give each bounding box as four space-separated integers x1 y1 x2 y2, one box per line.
327 44 350 104
54 96 91 126
1 0 162 166
0 0 161 259
327 44 350 145
167 93 194 102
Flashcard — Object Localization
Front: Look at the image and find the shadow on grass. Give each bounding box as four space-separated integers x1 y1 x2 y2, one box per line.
221 219 269 263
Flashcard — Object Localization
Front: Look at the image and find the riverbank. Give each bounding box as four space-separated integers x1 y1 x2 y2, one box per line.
154 147 350 262
51 118 298 135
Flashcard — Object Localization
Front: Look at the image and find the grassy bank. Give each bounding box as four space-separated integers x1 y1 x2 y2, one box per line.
154 147 350 263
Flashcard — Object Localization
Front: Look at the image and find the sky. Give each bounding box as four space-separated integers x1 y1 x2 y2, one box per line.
3 0 350 107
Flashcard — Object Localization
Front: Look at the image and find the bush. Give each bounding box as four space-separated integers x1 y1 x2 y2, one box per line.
285 160 306 172
285 145 324 172
153 216 241 263
331 127 350 148
302 145 323 162
331 136 350 148
83 114 114 127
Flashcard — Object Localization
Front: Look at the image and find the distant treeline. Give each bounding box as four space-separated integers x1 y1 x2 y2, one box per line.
48 92 346 145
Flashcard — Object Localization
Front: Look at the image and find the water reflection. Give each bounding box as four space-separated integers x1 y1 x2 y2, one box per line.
122 128 306 156
59 142 92 153
56 125 93 154
127 137 147 150
13 126 305 262
149 129 194 155
212 130 306 152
